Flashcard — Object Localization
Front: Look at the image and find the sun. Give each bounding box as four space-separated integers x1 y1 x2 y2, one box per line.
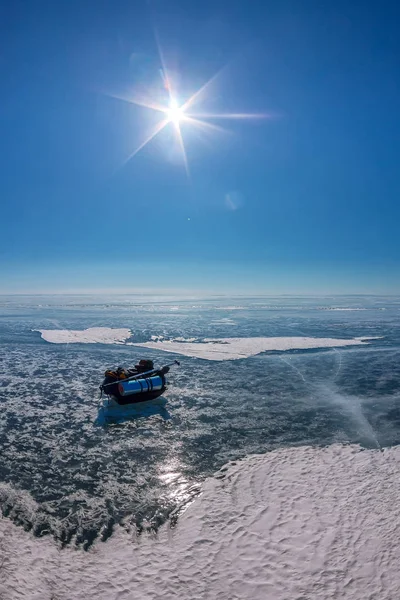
108 59 269 176
165 100 185 125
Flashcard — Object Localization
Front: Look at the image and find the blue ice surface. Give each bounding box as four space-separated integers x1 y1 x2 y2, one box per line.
0 294 399 547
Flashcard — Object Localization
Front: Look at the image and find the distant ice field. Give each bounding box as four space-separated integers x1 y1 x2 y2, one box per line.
0 294 399 548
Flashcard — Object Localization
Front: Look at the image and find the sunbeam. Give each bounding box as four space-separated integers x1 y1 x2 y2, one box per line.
118 118 169 171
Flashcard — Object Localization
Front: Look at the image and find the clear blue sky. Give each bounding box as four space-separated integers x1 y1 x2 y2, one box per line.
1 0 399 294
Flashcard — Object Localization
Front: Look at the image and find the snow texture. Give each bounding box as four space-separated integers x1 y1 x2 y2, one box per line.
36 327 132 344
131 335 376 360
1 443 399 600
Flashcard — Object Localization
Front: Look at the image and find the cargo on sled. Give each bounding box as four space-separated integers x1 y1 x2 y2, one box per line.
100 359 179 407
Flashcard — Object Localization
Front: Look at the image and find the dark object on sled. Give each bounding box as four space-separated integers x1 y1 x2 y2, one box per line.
100 360 178 405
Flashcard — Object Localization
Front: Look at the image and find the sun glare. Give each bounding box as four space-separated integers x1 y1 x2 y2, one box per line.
165 101 184 125
108 46 270 176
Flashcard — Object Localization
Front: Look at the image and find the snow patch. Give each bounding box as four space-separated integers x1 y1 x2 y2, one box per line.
131 335 377 361
1 444 400 599
211 317 237 325
320 307 368 311
36 327 132 344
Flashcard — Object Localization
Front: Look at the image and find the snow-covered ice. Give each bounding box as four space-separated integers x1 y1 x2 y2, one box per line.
2 296 399 599
131 335 377 361
35 328 377 360
1 443 399 600
36 327 132 344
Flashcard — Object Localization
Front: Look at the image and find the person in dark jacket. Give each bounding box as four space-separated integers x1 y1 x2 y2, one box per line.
133 359 154 374
133 359 170 378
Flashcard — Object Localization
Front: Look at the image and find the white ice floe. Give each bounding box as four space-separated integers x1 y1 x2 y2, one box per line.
319 307 368 311
130 335 377 361
36 329 378 358
215 305 246 310
36 327 132 344
211 317 237 325
1 444 400 600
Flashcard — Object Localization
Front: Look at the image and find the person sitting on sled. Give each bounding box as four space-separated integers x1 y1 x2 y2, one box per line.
133 359 170 377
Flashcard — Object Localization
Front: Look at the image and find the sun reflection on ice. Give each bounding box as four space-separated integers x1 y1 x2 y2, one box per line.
158 458 201 517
